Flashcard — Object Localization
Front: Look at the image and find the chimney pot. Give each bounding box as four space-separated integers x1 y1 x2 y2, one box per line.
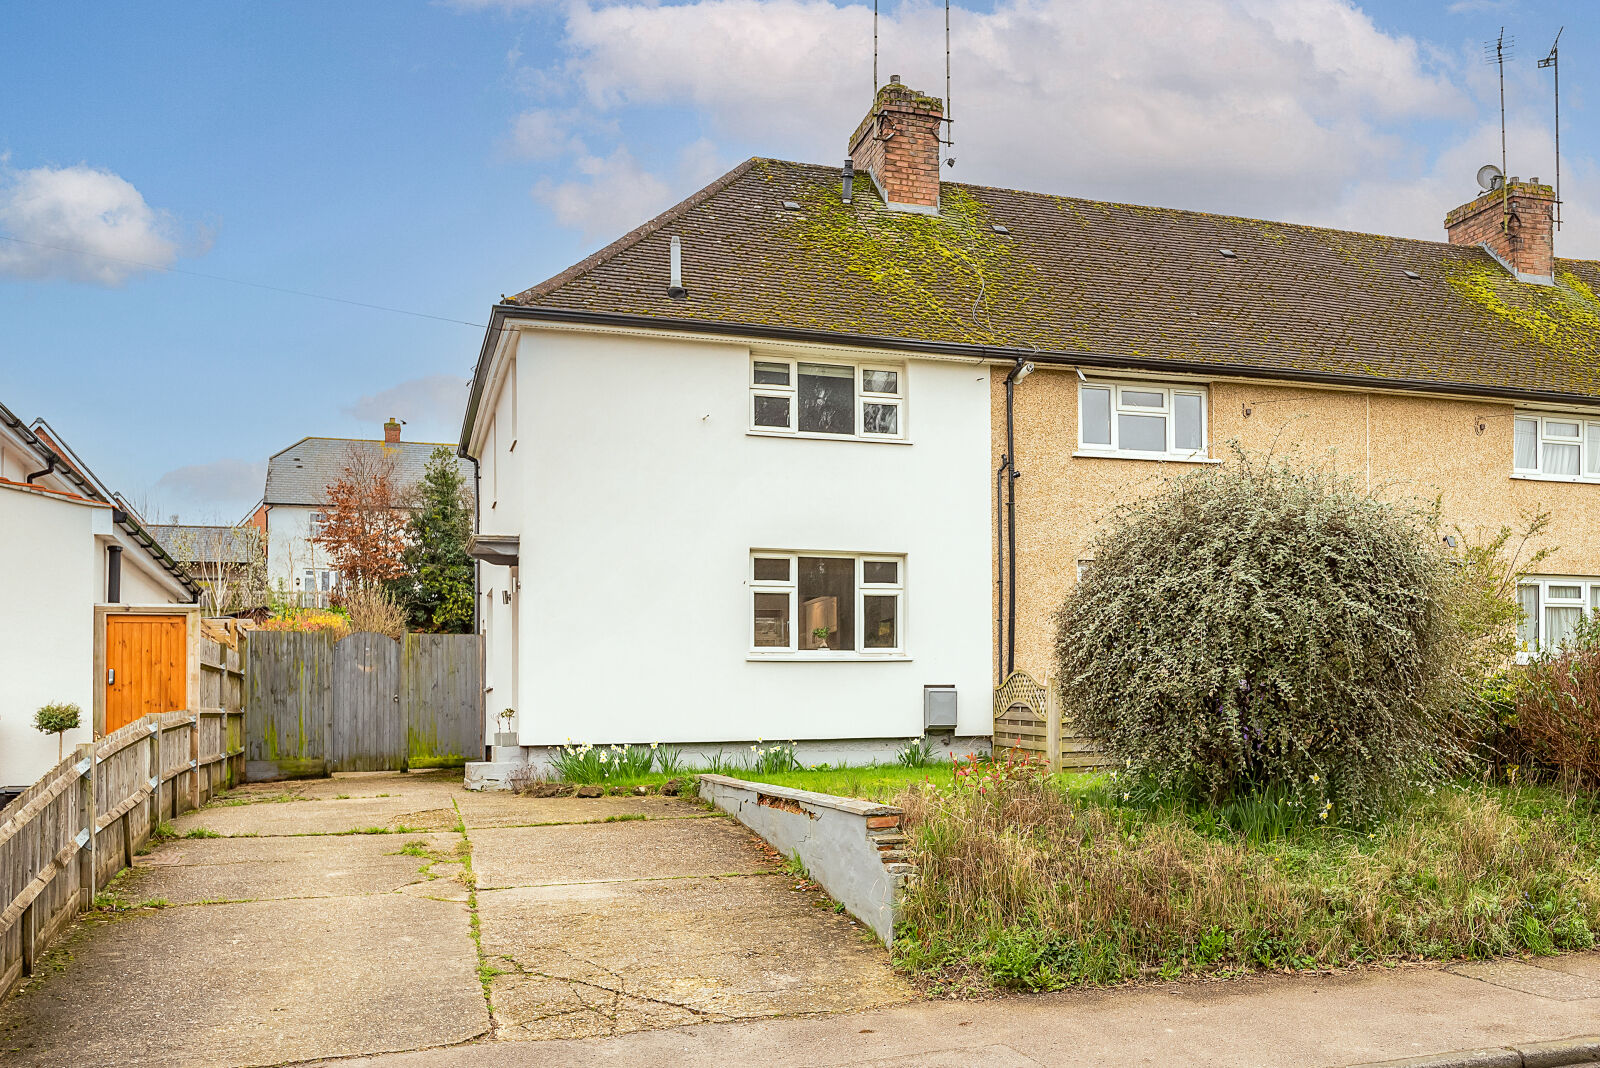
384 418 401 444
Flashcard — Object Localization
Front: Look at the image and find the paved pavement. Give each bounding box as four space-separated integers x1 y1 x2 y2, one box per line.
3 769 1597 1068
0 770 909 1066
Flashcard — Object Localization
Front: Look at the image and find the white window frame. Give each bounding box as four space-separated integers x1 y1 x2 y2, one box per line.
1076 379 1210 461
748 356 908 442
748 551 907 659
309 511 328 538
1515 575 1600 661
1512 411 1600 483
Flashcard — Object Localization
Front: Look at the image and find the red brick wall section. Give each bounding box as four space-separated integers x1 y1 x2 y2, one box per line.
847 81 944 211
1444 181 1556 279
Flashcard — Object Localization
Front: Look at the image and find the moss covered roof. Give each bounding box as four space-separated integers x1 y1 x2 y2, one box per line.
512 158 1600 400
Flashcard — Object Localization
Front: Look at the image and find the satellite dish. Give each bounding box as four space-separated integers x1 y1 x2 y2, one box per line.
1477 164 1505 191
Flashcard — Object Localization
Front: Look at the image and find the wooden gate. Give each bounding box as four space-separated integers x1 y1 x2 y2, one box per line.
244 631 482 779
329 633 404 772
991 671 1107 772
104 615 188 733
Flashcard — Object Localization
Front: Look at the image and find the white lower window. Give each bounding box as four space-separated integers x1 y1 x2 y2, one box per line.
1516 576 1600 658
1079 380 1207 458
1513 412 1600 482
750 552 903 655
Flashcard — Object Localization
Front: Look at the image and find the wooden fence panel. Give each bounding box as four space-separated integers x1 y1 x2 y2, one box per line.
991 671 1108 773
245 632 481 780
1 706 243 1002
244 632 334 780
402 634 482 769
330 633 404 773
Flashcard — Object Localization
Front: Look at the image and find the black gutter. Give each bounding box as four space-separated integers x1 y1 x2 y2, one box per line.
469 303 1600 410
25 455 58 483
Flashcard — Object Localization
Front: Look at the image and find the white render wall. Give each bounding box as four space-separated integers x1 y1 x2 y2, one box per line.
490 327 993 747
0 490 99 787
263 505 340 596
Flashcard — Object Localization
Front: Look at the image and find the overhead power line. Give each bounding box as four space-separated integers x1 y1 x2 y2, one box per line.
0 231 487 329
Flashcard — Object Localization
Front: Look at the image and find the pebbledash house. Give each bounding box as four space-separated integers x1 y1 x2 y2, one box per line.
458 79 1600 780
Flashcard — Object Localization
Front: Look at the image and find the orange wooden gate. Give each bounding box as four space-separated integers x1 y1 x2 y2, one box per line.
105 615 188 733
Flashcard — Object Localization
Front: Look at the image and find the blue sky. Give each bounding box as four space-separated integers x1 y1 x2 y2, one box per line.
0 0 1593 521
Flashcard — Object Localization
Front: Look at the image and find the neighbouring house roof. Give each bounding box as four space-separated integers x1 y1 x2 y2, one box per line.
463 158 1600 447
151 524 262 566
264 437 475 507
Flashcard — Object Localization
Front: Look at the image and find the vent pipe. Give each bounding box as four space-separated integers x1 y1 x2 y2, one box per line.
843 157 854 204
107 545 123 603
667 235 686 299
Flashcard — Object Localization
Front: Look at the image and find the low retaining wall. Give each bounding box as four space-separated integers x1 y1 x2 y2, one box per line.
697 773 914 947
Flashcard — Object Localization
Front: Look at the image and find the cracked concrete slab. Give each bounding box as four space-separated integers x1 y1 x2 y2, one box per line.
470 815 770 888
457 791 699 828
0 895 487 1068
113 832 458 904
1446 958 1600 1000
477 873 913 1040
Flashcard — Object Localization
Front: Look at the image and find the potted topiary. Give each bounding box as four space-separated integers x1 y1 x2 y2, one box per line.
34 702 82 761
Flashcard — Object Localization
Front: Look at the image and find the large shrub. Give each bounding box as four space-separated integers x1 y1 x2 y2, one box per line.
1054 451 1474 822
1514 616 1600 789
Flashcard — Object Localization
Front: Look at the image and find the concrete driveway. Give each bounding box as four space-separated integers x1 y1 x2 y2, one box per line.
0 770 910 1067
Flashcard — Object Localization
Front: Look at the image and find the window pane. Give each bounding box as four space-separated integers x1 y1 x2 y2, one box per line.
798 363 855 435
1118 413 1167 452
798 556 854 650
1547 606 1583 650
753 593 790 647
1549 584 1583 600
753 394 791 428
1592 585 1600 611
1121 389 1165 409
862 369 899 394
1081 387 1112 445
1514 418 1538 470
1589 425 1600 475
862 402 899 435
1517 584 1539 650
1174 393 1203 451
1544 441 1580 477
753 557 790 582
863 560 898 584
1546 420 1581 439
863 595 898 649
753 361 790 386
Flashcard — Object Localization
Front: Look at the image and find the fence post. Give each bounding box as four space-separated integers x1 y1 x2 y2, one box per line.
1045 674 1063 774
188 714 200 812
149 720 162 832
77 743 97 898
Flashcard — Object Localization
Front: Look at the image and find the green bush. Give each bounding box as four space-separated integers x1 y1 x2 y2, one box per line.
1053 451 1477 824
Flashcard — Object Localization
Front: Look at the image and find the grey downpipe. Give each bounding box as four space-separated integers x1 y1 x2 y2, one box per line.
107 545 122 603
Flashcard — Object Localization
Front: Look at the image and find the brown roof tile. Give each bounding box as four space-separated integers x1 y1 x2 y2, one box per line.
510 158 1600 400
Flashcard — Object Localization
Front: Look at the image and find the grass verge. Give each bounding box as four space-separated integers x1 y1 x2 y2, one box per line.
894 771 1600 994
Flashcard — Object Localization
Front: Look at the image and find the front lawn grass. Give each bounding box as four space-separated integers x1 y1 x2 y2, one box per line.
894 773 1600 994
529 763 949 802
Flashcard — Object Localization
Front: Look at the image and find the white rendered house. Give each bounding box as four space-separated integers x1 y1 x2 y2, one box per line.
0 401 200 792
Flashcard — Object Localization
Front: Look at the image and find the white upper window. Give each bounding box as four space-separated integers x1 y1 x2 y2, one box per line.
750 358 904 440
1514 412 1600 482
1078 381 1208 459
1516 576 1600 659
750 552 904 657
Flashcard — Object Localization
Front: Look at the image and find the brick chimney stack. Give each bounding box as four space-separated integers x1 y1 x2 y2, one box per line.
847 76 944 214
384 418 401 444
1445 178 1556 284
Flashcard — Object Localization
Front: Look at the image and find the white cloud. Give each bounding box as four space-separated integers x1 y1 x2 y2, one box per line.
0 163 180 285
151 459 268 523
484 0 1596 257
344 373 472 443
505 108 585 159
532 146 676 238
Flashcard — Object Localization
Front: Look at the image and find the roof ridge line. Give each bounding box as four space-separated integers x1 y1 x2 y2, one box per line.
512 157 760 304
